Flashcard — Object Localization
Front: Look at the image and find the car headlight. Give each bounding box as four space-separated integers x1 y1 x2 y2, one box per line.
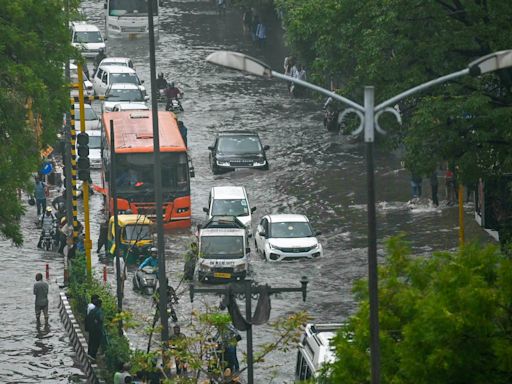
234 264 246 272
198 263 211 272
108 24 121 31
253 160 266 166
268 243 281 251
217 160 230 166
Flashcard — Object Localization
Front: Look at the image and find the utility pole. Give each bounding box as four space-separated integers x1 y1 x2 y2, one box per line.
147 0 169 343
110 121 124 335
189 277 309 384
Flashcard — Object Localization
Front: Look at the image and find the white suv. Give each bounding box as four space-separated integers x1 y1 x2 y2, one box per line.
203 186 256 233
254 214 323 261
70 22 106 59
92 65 145 96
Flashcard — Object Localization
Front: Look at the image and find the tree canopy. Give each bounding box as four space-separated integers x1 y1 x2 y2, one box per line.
321 236 512 383
276 0 512 241
0 0 77 244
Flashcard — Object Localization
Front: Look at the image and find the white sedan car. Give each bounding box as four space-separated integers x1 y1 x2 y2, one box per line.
102 83 148 112
254 214 323 261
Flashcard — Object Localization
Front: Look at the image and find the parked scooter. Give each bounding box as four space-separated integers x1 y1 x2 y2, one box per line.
133 266 158 295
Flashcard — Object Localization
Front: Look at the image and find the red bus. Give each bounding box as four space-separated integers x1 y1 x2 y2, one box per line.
101 110 191 229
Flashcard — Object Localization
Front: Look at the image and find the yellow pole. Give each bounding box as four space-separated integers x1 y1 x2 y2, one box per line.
78 64 92 277
458 184 465 247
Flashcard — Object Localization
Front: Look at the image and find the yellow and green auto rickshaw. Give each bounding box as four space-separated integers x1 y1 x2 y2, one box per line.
107 214 154 265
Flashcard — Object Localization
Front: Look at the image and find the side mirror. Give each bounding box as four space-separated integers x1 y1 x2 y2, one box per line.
202 207 209 213
141 80 145 84
144 95 150 101
207 145 214 151
258 231 266 237
315 231 322 236
263 145 270 150
246 247 251 254
251 206 257 213
189 167 195 178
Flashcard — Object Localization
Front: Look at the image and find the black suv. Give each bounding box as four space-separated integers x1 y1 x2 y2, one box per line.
208 131 270 174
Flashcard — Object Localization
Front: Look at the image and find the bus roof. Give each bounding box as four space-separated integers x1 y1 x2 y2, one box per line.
103 110 186 153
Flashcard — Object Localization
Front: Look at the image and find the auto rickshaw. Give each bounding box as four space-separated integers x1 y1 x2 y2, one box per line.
107 214 154 265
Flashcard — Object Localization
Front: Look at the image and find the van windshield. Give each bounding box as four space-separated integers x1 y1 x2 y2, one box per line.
110 73 140 85
74 31 103 43
211 199 249 217
200 236 244 259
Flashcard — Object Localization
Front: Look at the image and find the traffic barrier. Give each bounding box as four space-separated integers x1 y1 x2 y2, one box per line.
45 263 49 280
58 291 105 384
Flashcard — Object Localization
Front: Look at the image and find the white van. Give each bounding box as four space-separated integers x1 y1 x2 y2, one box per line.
203 186 256 233
196 216 250 282
295 323 342 381
70 22 106 59
92 65 145 96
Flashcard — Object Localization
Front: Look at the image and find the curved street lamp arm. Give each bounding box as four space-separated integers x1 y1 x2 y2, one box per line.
375 68 470 112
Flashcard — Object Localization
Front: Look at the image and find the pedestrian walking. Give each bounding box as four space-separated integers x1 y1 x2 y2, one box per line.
242 7 253 34
169 325 187 375
34 177 48 216
251 15 259 43
114 362 131 384
87 294 100 316
217 0 226 15
97 218 109 253
430 170 439 207
87 298 105 360
33 273 49 325
445 168 456 205
255 20 267 47
410 172 422 198
216 323 241 373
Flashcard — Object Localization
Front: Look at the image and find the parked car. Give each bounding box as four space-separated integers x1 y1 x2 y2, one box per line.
92 65 145 96
70 21 106 59
98 57 135 70
74 103 100 130
208 131 269 174
69 63 94 98
102 83 148 112
254 214 322 261
203 186 256 233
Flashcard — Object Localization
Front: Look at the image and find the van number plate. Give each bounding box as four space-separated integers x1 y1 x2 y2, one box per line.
214 272 231 279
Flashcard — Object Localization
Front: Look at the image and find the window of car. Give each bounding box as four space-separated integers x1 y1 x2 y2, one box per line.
270 222 313 238
102 71 108 84
73 31 103 44
74 107 98 121
217 136 262 154
96 68 104 80
123 224 151 241
212 199 249 217
106 88 144 101
110 73 140 85
261 218 269 234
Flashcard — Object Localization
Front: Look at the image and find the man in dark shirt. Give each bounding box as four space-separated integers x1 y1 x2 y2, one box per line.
33 273 49 325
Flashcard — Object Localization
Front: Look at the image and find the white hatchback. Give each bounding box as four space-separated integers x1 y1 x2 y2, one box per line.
254 214 323 261
203 186 256 233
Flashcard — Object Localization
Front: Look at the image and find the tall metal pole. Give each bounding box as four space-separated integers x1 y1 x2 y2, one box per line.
245 280 254 384
364 86 380 384
77 64 92 277
147 0 169 343
458 185 465 246
110 121 123 335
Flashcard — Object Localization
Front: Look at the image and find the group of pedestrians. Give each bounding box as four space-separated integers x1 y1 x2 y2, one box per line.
409 167 459 207
242 8 267 47
283 56 307 96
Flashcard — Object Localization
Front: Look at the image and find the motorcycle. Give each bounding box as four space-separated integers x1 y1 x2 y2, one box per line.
165 97 184 113
133 266 158 295
41 223 58 251
324 108 341 132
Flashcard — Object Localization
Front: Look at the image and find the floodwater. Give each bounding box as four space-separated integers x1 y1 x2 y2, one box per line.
0 1 494 383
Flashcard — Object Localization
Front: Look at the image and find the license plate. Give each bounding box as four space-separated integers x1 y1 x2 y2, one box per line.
214 272 231 279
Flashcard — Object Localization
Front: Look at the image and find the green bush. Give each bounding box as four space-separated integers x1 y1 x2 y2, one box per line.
67 253 132 383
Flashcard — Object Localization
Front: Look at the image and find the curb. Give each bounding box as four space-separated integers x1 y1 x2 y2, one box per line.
58 291 106 384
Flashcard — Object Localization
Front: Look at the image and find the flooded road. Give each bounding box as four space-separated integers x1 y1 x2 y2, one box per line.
0 0 489 383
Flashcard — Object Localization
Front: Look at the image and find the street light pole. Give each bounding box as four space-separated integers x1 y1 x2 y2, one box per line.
205 49 512 384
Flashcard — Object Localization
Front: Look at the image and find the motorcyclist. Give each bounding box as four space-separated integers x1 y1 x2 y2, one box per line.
164 82 184 111
37 207 57 248
138 247 159 270
156 72 168 90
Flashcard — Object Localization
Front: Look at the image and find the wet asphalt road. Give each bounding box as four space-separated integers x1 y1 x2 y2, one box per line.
0 1 495 383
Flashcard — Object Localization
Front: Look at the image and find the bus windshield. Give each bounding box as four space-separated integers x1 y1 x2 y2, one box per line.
115 152 189 196
108 0 158 16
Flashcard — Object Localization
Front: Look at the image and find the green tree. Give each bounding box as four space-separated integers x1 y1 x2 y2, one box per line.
276 0 512 244
0 0 78 244
320 236 512 383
